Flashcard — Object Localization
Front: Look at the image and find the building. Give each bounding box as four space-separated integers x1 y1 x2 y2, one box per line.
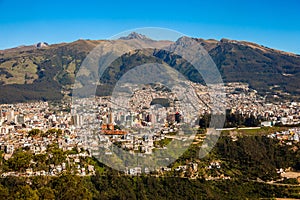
73 114 83 127
101 112 127 135
7 110 15 122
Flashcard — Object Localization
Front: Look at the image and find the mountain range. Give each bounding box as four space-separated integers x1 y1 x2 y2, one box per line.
0 32 299 103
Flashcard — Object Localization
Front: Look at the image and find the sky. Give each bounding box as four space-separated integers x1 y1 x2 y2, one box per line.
0 0 299 54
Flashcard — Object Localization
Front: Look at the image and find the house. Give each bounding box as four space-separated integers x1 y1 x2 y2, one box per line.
261 121 273 127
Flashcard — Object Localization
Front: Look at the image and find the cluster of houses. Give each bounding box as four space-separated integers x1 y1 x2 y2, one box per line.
1 160 95 177
268 128 300 144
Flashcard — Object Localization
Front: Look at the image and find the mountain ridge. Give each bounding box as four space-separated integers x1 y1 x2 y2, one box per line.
1 37 299 56
0 33 299 103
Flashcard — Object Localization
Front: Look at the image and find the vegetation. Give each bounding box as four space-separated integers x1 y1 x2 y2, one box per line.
154 138 172 148
0 173 299 199
0 134 299 199
28 129 43 137
7 149 32 172
41 129 63 137
199 109 262 128
213 136 298 181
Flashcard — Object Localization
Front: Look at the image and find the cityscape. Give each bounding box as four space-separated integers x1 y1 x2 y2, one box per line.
0 0 300 198
1 82 300 179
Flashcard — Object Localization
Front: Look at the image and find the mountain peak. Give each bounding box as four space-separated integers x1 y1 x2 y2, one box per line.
119 32 152 41
171 36 197 48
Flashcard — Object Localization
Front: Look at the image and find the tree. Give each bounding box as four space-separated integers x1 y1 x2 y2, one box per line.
38 187 55 200
51 175 92 200
32 154 48 171
8 150 32 172
13 185 39 200
47 145 66 166
28 129 42 137
0 184 9 199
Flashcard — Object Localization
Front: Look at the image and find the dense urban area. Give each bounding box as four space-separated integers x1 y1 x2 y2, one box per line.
0 82 300 199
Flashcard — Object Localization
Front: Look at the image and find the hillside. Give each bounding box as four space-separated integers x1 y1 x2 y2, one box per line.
0 34 299 103
1 135 300 199
203 38 300 97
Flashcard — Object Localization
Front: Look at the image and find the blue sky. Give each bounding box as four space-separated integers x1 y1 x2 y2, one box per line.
0 0 299 53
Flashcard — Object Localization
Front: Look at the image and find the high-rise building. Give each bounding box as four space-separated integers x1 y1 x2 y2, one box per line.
73 114 83 127
7 110 15 122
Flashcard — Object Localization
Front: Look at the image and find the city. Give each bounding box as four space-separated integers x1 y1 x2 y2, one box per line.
1 82 299 179
1 2 300 197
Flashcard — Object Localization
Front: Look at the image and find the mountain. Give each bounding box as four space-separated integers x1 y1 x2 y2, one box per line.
197 38 300 98
0 34 299 103
119 32 152 41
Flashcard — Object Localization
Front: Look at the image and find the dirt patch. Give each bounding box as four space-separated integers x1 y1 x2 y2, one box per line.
281 171 300 179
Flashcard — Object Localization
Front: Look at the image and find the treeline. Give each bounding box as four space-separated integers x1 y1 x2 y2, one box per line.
0 174 299 200
199 109 262 128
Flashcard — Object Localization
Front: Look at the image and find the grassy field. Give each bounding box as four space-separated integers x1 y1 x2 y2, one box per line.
221 126 291 136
